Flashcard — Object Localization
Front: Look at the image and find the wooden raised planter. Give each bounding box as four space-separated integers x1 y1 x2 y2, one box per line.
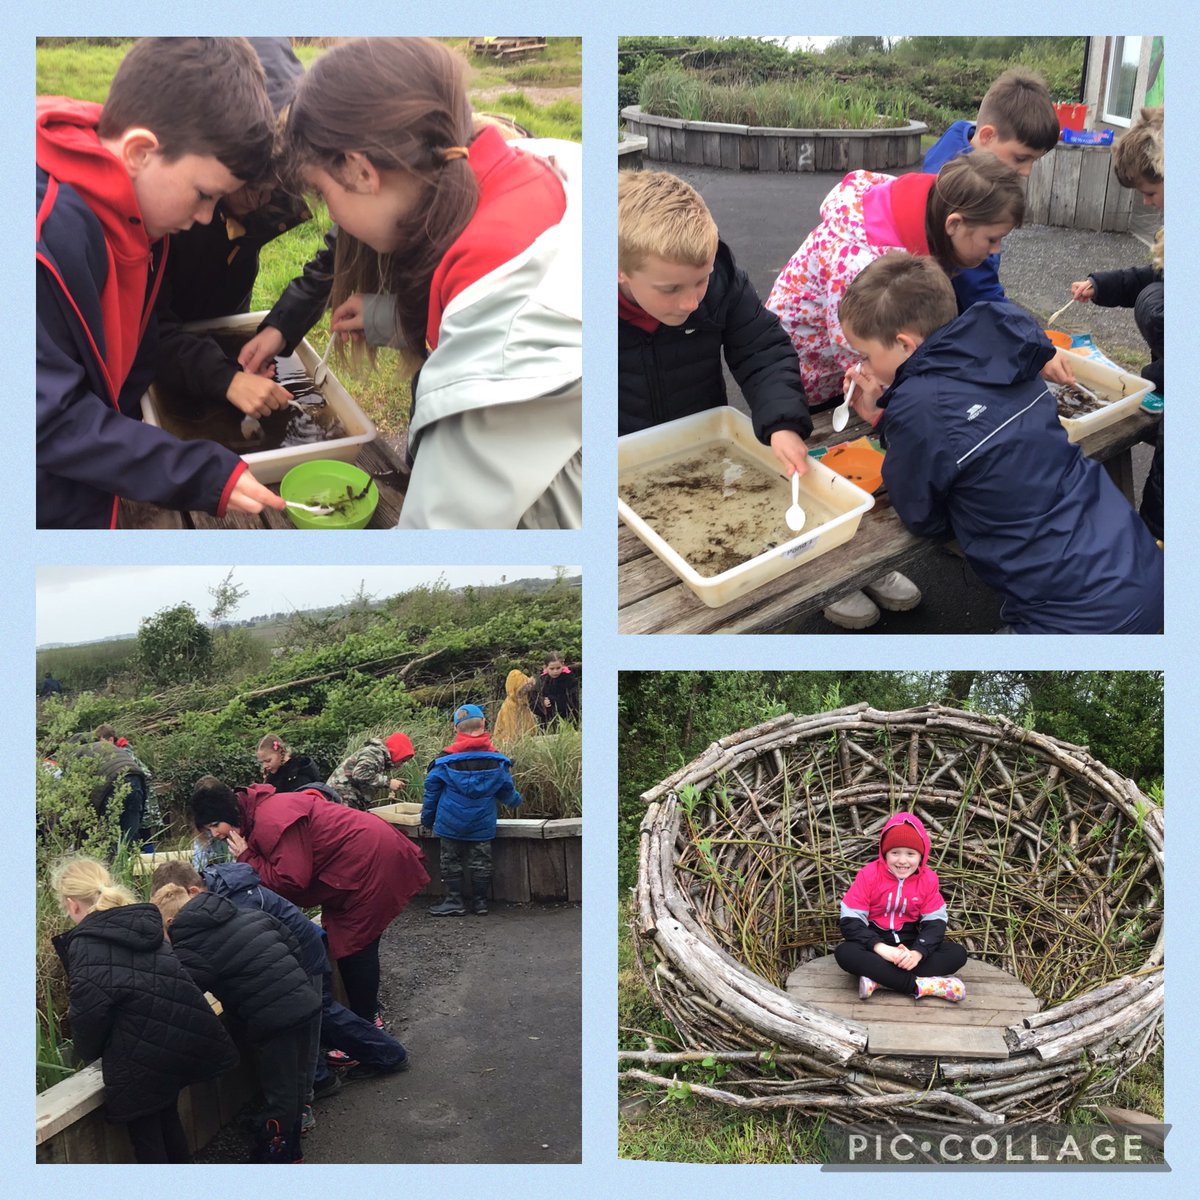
36 1011 257 1163
371 805 582 903
1025 141 1135 232
618 134 648 170
621 105 926 172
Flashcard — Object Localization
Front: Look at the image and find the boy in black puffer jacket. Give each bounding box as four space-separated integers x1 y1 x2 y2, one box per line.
617 171 813 475
152 882 321 1163
51 857 239 1163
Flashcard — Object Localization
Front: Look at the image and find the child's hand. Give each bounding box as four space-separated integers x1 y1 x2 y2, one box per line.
388 778 406 793
238 327 287 376
873 942 901 964
227 371 291 418
1070 280 1096 303
769 429 811 477
331 294 367 337
1040 348 1077 387
227 471 287 515
894 947 923 971
846 366 884 426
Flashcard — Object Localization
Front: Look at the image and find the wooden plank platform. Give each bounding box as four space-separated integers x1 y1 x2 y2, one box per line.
785 953 1040 1060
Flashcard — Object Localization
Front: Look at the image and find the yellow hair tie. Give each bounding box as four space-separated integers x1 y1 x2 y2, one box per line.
440 146 470 162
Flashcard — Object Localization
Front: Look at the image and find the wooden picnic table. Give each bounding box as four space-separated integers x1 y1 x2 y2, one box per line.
118 439 408 530
618 403 1159 635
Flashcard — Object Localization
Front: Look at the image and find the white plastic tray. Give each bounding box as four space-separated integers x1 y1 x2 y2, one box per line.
141 311 376 484
1056 354 1154 443
618 408 875 608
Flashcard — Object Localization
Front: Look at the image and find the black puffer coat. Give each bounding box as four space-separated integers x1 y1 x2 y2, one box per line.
167 892 319 1042
618 240 812 441
264 754 322 794
53 904 238 1122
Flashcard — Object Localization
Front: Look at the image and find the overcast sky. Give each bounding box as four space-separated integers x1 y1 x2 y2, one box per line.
37 566 574 647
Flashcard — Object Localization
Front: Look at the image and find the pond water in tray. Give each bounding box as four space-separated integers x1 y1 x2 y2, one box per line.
152 331 348 453
619 442 841 577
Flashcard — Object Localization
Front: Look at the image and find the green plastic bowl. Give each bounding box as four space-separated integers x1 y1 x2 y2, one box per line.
280 460 379 530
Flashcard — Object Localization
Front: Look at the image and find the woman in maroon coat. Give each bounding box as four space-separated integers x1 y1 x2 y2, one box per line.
191 777 429 1021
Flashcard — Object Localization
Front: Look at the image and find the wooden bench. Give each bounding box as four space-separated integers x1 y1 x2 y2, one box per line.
785 952 1040 1060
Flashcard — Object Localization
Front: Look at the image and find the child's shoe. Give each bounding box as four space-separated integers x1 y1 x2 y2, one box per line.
823 591 880 630
324 1049 357 1071
914 975 966 1002
301 1104 316 1136
858 975 879 999
864 571 922 612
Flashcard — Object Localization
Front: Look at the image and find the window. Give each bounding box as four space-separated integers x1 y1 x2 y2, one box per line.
1102 37 1143 127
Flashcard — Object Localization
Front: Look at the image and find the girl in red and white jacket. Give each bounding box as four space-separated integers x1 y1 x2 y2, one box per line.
268 37 581 529
835 811 968 1001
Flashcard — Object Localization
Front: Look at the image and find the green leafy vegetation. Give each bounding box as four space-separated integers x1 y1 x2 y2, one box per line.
619 36 1084 134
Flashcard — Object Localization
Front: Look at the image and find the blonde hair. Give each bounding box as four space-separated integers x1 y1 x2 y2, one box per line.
455 716 486 735
150 883 193 927
618 170 718 274
1113 107 1164 188
49 856 136 914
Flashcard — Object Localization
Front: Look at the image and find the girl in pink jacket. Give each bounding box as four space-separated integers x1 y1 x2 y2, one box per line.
766 155 1024 405
834 811 968 1001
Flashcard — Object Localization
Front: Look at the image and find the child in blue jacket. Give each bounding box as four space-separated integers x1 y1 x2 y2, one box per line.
422 704 522 916
840 253 1163 634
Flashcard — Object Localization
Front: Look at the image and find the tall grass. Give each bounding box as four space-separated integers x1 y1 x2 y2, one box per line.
638 68 910 129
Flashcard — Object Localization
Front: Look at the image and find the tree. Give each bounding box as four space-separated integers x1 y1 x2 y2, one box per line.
137 603 213 686
207 568 248 628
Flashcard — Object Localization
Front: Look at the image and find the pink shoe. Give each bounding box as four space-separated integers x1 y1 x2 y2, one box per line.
858 976 879 999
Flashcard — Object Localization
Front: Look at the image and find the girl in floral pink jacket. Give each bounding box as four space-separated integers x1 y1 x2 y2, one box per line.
766 155 1024 404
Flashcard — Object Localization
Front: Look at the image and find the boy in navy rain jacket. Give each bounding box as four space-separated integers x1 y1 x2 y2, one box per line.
841 254 1163 635
422 704 522 916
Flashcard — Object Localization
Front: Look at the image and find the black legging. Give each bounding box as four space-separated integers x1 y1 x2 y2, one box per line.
337 937 382 1020
122 1099 190 1163
834 939 968 996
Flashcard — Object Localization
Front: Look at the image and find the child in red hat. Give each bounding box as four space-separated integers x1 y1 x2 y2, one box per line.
835 811 967 1001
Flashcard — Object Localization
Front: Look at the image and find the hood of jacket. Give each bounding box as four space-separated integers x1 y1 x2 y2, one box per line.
886 301 1053 399
877 810 931 871
236 781 279 838
58 902 166 957
816 170 893 249
172 889 240 933
442 731 499 756
504 669 532 699
203 861 264 897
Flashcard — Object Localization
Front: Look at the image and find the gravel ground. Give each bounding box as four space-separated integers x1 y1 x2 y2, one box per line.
194 898 582 1164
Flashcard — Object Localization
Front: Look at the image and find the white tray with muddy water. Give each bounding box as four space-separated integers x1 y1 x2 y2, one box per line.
141 311 376 484
618 408 875 608
1054 354 1154 443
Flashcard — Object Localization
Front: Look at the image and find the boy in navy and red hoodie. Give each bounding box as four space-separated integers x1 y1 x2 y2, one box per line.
835 811 968 1001
422 704 522 917
36 37 286 528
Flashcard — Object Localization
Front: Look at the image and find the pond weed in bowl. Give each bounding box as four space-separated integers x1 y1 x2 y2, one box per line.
280 461 379 529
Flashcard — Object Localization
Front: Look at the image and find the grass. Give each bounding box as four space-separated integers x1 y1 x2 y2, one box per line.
35 38 581 439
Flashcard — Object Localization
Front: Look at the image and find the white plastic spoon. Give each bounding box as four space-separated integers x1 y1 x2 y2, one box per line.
1046 296 1076 327
784 470 806 532
312 333 337 388
832 375 856 433
283 499 335 516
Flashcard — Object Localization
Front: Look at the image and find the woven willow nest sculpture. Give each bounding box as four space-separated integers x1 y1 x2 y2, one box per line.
626 703 1163 1126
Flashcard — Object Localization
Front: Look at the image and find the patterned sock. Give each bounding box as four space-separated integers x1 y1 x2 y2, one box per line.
914 975 966 1002
858 975 879 999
